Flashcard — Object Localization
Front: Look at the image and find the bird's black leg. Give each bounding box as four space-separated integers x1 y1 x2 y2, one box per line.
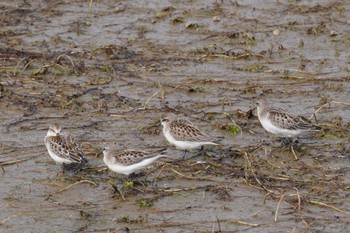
199 146 207 157
129 172 146 180
293 137 300 145
181 150 189 160
278 137 293 146
186 147 208 160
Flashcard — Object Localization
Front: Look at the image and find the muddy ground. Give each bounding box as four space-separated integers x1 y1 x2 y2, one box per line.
1 0 350 232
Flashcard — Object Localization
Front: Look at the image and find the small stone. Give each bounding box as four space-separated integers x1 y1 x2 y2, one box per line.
330 30 337 36
185 22 199 29
272 29 280 36
114 5 126 13
213 16 220 22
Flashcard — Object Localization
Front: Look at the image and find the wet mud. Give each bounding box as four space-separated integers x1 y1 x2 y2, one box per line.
1 0 350 232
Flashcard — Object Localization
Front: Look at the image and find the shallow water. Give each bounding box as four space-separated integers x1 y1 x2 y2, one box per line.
1 0 350 232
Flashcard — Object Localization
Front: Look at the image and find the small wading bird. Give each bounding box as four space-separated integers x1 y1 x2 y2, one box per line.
44 124 88 171
160 113 219 158
102 147 168 176
256 99 321 143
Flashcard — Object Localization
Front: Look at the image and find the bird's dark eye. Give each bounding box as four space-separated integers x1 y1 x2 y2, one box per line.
161 118 168 122
49 128 57 134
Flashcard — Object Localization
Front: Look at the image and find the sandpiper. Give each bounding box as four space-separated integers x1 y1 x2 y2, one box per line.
44 124 88 168
256 99 321 139
103 147 167 176
160 113 218 150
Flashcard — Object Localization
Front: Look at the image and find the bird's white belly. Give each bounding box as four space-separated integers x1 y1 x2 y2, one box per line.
260 118 301 138
104 155 164 176
47 146 73 164
163 129 215 150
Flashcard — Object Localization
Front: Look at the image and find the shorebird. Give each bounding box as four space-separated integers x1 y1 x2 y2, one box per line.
44 124 88 170
256 99 321 139
103 147 167 176
160 113 219 150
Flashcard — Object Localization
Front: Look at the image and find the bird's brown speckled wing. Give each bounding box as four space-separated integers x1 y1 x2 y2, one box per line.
268 108 320 130
46 135 87 163
169 119 212 142
110 149 156 165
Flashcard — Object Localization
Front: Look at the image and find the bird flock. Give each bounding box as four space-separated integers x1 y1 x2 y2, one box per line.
44 99 321 176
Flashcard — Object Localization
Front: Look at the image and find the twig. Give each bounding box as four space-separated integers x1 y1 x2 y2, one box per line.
163 187 198 193
309 200 350 214
171 168 197 180
170 168 210 181
215 215 222 232
290 145 298 160
228 220 259 226
331 100 350 106
21 59 35 73
312 102 330 119
0 156 38 166
275 194 285 221
56 180 97 193
212 215 221 233
0 214 19 225
140 90 160 109
155 163 170 179
14 58 26 75
311 100 350 120
263 147 281 168
158 81 165 101
294 187 301 213
88 0 94 12
56 54 75 67
243 151 274 194
251 209 265 217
